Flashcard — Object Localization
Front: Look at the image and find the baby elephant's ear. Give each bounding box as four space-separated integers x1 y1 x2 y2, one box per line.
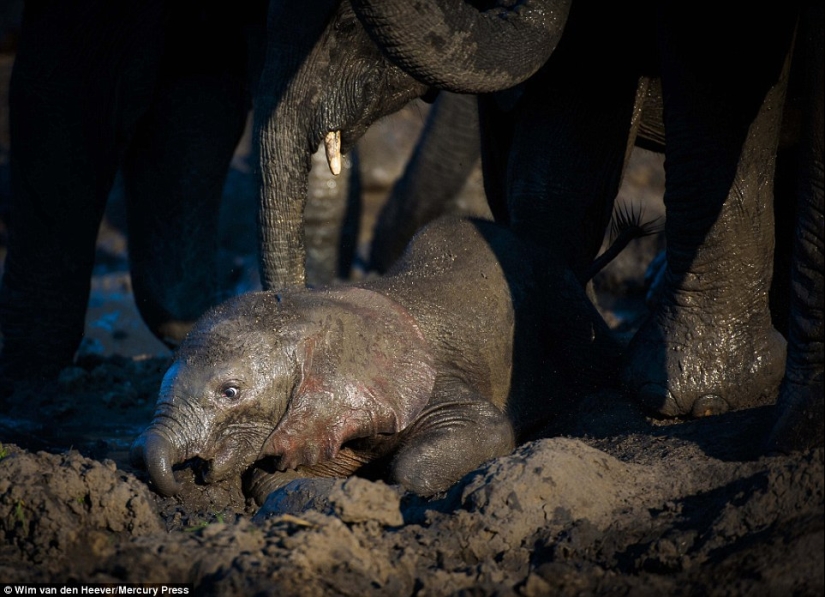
259 287 437 471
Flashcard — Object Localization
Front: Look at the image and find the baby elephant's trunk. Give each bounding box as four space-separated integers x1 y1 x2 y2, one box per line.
130 431 182 496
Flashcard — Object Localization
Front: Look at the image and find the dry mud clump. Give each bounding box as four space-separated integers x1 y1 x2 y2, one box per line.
0 386 822 596
0 445 161 580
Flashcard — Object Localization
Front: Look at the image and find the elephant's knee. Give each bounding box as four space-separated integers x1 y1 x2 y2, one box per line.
391 402 515 495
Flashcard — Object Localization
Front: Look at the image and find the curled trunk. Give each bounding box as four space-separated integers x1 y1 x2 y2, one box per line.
352 0 571 93
130 431 182 496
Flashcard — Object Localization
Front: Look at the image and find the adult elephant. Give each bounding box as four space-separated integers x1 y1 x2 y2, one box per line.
252 0 569 290
254 0 822 451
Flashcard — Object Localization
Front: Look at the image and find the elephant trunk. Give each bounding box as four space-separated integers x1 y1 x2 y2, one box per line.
256 92 315 290
130 430 182 497
352 0 571 94
253 0 341 290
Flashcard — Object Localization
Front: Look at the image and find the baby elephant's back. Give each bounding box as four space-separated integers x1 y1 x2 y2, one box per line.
368 216 539 410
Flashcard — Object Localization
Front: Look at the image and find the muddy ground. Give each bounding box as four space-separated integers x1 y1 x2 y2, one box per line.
0 52 822 594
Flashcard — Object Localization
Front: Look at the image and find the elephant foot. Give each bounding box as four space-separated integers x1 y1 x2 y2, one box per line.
245 447 372 506
245 465 306 506
623 302 787 418
765 376 824 453
251 478 338 522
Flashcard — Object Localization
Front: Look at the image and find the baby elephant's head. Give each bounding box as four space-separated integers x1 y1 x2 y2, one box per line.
131 287 436 496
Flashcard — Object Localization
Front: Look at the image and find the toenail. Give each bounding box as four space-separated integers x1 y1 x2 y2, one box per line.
690 394 730 418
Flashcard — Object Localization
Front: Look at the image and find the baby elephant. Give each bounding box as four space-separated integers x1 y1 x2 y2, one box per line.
131 216 618 502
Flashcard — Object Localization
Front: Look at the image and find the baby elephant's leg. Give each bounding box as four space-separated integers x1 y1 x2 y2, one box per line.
246 446 383 506
390 385 516 496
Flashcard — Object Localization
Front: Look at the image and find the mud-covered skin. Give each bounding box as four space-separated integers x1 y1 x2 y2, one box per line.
132 217 617 502
622 6 822 448
622 57 791 418
620 6 795 421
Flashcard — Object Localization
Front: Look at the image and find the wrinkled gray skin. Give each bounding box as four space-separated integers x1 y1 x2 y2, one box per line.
132 217 620 501
343 0 823 451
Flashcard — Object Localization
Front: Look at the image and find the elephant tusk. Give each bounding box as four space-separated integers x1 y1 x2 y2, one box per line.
324 130 342 176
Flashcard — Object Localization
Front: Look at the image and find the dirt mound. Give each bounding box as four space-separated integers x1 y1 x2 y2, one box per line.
0 446 161 581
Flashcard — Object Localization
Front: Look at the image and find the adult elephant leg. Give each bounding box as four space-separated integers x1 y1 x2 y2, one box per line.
623 8 797 417
0 1 167 385
499 2 645 283
369 92 483 274
768 2 824 452
123 7 249 346
479 4 644 383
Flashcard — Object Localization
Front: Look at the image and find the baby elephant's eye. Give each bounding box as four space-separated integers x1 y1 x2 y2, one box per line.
220 385 241 400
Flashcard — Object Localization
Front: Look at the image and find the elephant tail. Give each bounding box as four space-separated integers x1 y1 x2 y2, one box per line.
585 201 664 281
